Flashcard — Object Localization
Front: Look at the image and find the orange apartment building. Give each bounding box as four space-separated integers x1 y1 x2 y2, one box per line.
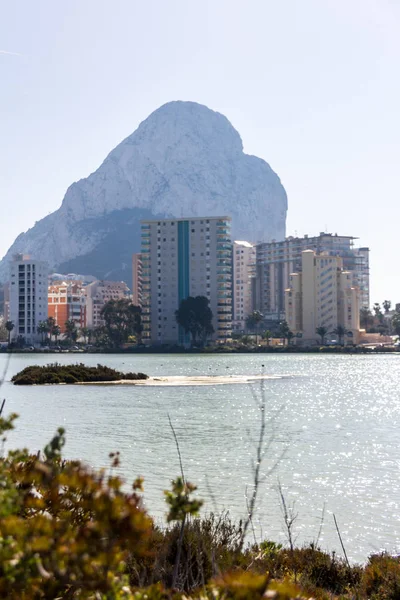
48 281 87 333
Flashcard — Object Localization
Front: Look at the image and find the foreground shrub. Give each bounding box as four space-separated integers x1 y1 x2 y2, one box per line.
361 553 400 600
0 413 152 599
11 363 149 385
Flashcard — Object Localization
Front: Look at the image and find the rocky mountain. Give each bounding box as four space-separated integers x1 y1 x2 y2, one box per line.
0 101 287 286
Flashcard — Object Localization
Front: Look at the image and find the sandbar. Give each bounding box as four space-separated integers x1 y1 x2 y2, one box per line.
76 374 287 387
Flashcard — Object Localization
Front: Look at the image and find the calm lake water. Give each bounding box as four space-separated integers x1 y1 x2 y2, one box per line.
1 352 399 563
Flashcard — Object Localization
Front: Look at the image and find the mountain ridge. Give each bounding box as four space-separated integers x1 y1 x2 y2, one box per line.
0 101 288 284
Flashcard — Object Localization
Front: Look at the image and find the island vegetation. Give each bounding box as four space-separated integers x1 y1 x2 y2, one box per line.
11 363 148 385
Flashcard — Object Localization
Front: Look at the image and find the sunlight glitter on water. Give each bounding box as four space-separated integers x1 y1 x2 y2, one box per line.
1 352 400 562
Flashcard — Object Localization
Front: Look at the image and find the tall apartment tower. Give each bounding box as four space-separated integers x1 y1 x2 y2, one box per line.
285 250 360 344
9 254 48 344
132 253 143 307
232 241 255 330
255 233 369 319
141 216 232 345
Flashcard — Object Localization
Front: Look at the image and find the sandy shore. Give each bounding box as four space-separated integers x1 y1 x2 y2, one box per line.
77 374 286 387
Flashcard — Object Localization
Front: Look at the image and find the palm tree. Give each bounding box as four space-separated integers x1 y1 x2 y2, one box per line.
46 317 56 344
382 300 392 314
316 326 328 345
5 321 14 346
278 320 291 346
53 325 61 345
245 311 264 345
37 321 48 345
333 325 349 346
80 326 90 345
64 319 78 345
262 329 273 347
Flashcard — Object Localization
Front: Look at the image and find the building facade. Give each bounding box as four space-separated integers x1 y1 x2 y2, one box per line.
9 254 48 344
285 250 360 344
48 281 87 332
255 233 369 319
85 280 131 328
132 253 143 307
141 216 232 345
232 241 255 330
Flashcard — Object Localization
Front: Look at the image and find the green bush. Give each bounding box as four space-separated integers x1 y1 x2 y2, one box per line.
11 363 149 385
361 553 400 599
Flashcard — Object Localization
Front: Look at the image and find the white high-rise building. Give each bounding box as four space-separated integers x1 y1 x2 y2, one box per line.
9 254 48 344
285 250 360 344
233 241 255 330
141 216 232 345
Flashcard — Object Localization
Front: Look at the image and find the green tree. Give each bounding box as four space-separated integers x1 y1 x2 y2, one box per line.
175 296 214 346
5 320 14 346
316 326 329 345
392 312 400 338
333 324 350 345
373 302 384 325
53 324 61 344
46 316 56 343
245 310 264 345
64 319 78 345
101 299 143 348
37 320 49 345
80 326 90 344
261 329 273 346
382 300 392 314
278 320 291 346
360 307 374 330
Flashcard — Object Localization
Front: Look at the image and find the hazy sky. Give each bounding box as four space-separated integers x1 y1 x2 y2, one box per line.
1 0 399 304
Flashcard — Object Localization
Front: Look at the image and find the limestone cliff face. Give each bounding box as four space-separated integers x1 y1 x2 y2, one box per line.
0 101 287 283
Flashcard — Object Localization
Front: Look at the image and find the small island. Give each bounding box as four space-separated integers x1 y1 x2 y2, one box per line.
11 363 149 385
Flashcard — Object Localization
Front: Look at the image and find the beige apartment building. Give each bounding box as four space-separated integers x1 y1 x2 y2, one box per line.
233 241 255 330
255 233 369 319
285 250 360 344
141 216 232 345
85 280 130 328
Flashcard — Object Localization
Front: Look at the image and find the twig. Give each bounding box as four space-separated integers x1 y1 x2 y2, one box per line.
315 501 326 547
167 414 187 590
333 513 351 570
168 413 185 484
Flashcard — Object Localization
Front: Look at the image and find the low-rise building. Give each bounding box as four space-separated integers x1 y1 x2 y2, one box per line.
285 250 360 344
48 281 87 332
85 280 131 328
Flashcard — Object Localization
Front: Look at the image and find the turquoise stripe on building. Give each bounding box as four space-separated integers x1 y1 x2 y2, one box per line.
178 220 190 345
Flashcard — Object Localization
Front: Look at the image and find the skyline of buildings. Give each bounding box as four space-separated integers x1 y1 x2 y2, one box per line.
254 233 369 321
1 223 373 346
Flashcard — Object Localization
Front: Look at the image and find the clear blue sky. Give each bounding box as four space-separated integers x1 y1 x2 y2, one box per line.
1 0 399 304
